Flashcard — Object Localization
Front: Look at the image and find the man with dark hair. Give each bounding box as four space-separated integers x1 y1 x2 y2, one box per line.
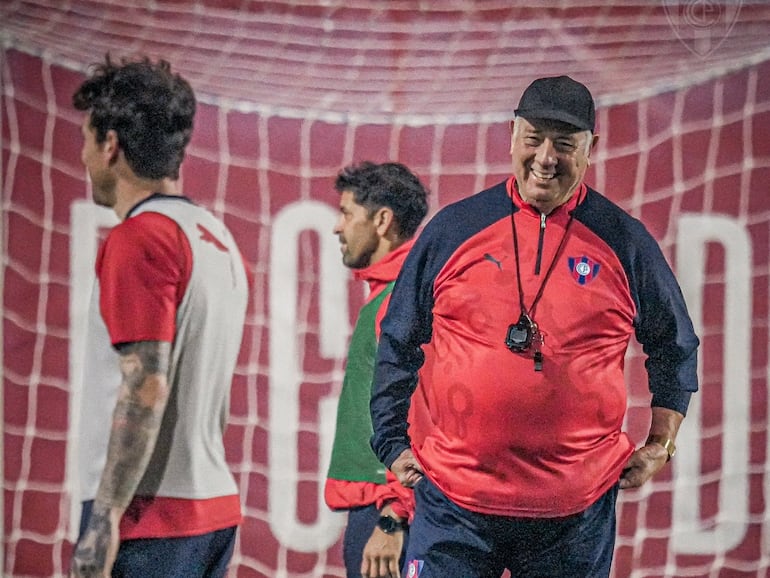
325 161 429 578
70 55 248 577
370 76 700 577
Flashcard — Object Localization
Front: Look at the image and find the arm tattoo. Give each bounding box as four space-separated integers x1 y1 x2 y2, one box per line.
96 340 172 509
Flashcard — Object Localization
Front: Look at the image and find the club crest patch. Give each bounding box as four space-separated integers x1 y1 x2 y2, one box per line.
568 256 600 285
406 559 424 577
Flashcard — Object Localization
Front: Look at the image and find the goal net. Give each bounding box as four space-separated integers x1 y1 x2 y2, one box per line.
2 1 770 577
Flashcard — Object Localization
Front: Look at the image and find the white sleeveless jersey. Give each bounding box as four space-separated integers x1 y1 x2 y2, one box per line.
78 196 248 501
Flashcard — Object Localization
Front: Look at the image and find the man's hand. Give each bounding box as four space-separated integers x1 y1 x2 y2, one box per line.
621 406 683 489
619 443 669 489
390 449 423 488
69 503 120 577
360 525 404 578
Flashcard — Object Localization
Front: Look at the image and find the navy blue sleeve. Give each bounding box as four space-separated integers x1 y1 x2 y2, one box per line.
573 189 700 415
370 182 512 468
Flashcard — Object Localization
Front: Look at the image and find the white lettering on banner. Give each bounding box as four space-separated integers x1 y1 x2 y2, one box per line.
673 214 751 554
269 200 348 552
66 201 119 542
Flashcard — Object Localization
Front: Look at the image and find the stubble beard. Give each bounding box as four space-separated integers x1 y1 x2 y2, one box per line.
90 172 118 209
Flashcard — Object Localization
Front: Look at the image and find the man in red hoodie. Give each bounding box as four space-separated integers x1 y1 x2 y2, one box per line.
325 161 429 578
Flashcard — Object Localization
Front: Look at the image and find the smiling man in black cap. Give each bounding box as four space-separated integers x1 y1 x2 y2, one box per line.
369 75 700 577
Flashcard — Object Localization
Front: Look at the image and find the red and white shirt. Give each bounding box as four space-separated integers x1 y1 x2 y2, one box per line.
79 194 249 538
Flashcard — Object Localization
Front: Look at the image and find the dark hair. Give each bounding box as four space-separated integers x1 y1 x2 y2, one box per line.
72 54 196 180
334 161 429 239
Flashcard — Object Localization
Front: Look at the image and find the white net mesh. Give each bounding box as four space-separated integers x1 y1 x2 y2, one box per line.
2 1 770 577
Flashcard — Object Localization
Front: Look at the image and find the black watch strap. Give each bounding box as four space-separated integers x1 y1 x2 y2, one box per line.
377 515 408 534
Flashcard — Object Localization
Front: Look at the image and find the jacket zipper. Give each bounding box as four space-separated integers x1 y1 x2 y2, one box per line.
535 212 546 275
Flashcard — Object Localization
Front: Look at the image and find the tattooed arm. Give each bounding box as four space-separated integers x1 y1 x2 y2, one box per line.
70 341 172 578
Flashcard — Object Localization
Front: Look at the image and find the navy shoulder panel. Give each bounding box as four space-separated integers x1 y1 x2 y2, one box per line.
382 180 512 353
416 180 512 271
570 187 657 314
571 187 650 254
571 187 699 408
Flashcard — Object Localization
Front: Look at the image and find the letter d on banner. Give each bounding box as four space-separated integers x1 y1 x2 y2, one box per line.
673 214 751 554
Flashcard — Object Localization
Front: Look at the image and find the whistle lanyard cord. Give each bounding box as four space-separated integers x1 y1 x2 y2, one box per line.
509 200 574 319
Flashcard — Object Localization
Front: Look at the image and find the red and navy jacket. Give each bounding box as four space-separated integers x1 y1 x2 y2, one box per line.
370 177 699 518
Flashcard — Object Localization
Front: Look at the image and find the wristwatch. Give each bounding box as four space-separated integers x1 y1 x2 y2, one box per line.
646 435 677 461
377 515 408 534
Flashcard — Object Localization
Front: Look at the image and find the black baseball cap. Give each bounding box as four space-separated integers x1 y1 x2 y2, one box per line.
514 75 595 132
